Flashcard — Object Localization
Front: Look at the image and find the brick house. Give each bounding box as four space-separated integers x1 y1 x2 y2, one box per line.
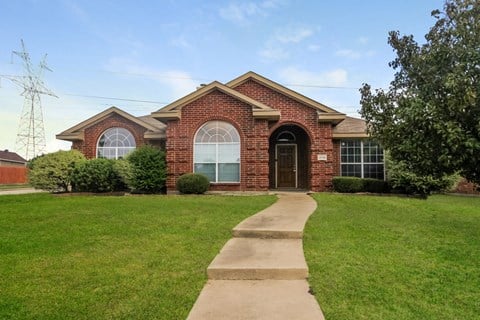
57 71 384 192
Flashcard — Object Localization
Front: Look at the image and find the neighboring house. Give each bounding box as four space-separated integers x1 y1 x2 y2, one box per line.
0 149 28 184
57 71 384 192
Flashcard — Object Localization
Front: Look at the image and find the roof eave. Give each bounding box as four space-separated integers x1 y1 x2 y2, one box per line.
55 132 84 142
318 113 347 124
144 131 166 139
0 159 26 164
252 109 281 120
151 110 181 122
332 132 369 138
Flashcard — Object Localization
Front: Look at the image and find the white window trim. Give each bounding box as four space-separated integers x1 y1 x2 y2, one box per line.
96 127 136 160
193 121 241 184
340 140 385 180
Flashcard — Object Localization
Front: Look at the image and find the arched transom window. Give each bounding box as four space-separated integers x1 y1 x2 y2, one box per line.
97 127 136 159
194 121 240 182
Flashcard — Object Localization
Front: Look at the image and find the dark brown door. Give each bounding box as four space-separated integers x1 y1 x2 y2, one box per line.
277 144 297 188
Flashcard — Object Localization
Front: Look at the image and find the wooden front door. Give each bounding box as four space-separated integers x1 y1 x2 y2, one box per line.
276 144 297 188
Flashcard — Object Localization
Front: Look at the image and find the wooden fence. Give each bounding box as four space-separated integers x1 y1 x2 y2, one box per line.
0 166 28 184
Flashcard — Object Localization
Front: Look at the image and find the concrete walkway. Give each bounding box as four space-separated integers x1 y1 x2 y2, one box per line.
187 192 325 320
0 188 45 196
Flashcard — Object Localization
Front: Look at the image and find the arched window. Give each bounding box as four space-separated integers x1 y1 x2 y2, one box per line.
194 121 240 182
276 131 296 142
97 127 136 159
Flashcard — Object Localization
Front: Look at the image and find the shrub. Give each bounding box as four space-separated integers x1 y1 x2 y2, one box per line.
127 145 166 193
113 159 133 190
71 158 123 192
28 150 86 192
176 173 210 194
387 157 457 197
332 177 364 193
363 178 390 193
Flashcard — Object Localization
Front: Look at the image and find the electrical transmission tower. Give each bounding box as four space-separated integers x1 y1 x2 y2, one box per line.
1 40 57 160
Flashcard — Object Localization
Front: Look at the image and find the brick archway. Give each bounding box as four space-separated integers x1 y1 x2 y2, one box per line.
269 124 311 190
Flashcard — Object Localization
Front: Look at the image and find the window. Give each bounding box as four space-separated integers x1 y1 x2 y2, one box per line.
340 140 384 179
194 121 240 183
97 127 136 159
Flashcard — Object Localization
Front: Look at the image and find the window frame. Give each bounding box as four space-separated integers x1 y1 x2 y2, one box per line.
193 121 241 183
96 127 136 160
340 139 385 180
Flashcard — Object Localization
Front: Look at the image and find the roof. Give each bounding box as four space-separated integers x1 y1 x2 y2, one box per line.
227 71 339 113
56 106 166 141
332 116 368 138
151 80 281 122
152 71 346 124
0 150 27 164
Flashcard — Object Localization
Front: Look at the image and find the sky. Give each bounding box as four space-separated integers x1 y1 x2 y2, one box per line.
0 0 446 157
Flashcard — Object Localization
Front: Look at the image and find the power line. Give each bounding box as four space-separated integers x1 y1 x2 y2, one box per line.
284 84 360 90
99 69 361 90
63 93 168 104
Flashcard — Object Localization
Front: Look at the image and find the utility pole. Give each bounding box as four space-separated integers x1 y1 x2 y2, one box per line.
1 40 57 159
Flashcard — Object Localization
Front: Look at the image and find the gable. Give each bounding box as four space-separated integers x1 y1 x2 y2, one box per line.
151 81 280 122
226 71 346 121
152 72 347 124
56 106 165 141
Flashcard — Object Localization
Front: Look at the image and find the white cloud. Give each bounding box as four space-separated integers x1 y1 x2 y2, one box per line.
335 49 376 60
220 3 260 24
105 57 198 100
62 0 89 22
219 0 282 25
278 66 348 87
307 44 321 52
336 49 362 59
170 35 191 49
258 24 315 62
275 27 313 43
357 36 369 45
258 47 289 62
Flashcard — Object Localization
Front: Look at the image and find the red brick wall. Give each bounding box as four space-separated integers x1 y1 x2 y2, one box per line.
71 114 149 159
165 89 269 191
235 79 334 191
0 166 28 184
165 80 336 192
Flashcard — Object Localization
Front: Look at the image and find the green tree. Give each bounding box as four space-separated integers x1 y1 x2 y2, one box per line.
127 145 166 193
28 150 86 192
360 0 480 188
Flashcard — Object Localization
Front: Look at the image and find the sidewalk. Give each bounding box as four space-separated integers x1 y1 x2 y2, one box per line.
187 192 325 320
0 188 45 196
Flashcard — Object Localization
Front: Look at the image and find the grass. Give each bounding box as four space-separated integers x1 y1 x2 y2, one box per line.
0 193 275 320
304 193 480 320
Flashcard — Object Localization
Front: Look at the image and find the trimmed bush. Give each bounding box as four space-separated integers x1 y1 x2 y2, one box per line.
127 145 166 193
332 177 365 193
113 159 133 190
71 158 123 192
363 178 390 193
28 150 86 192
176 173 210 194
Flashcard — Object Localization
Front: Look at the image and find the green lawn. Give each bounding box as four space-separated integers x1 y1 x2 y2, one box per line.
0 193 275 320
304 194 480 320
